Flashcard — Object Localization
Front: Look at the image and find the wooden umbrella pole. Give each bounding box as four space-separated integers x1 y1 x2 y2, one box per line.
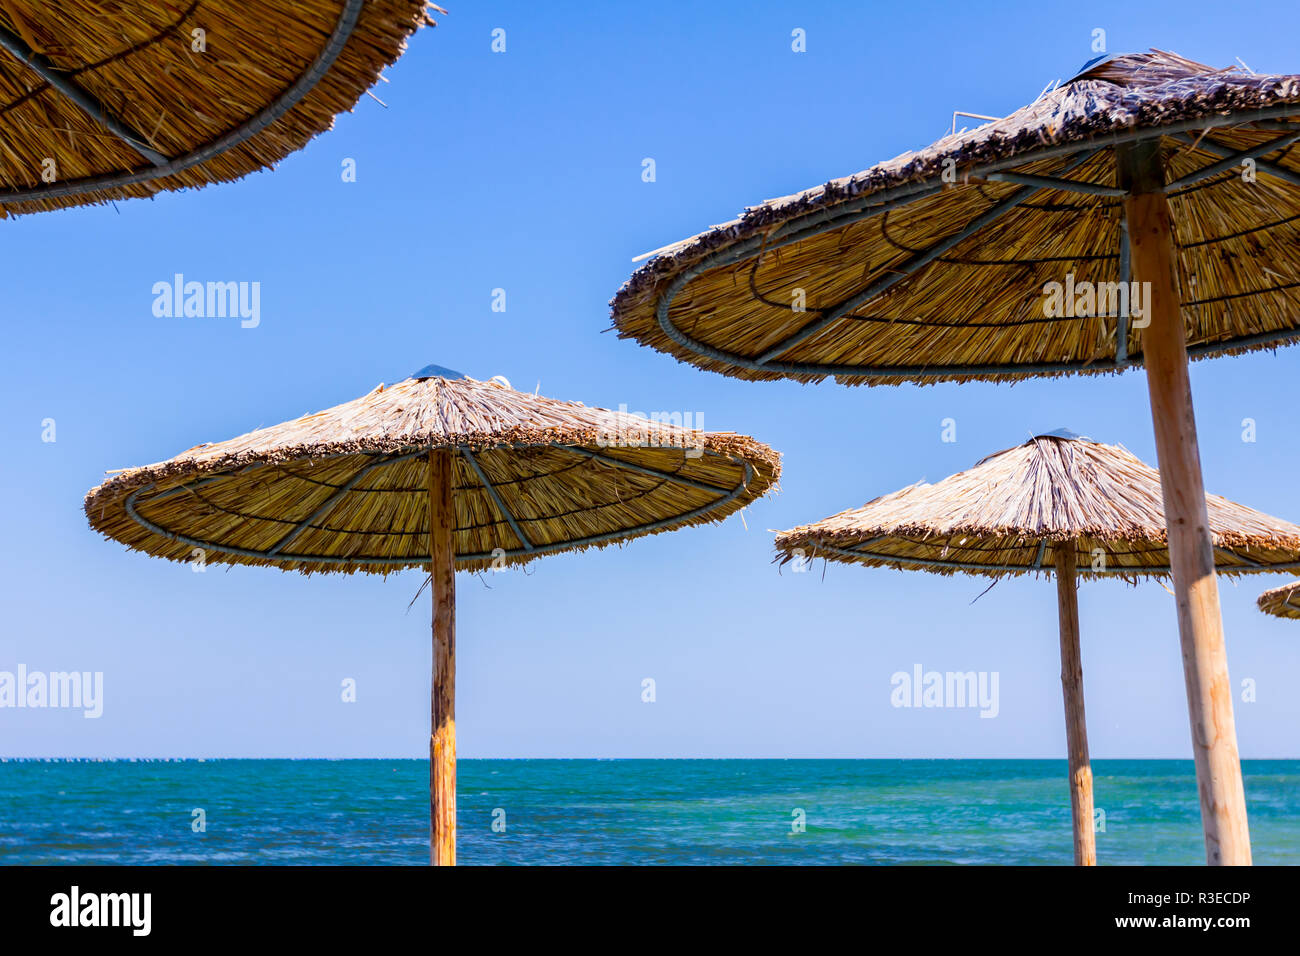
1120 142 1251 865
428 448 457 866
1054 547 1095 866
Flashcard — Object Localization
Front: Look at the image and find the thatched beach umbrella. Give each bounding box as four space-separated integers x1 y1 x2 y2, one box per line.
773 433 1300 865
0 1 435 215
83 366 780 864
1257 581 1300 620
612 50 1300 864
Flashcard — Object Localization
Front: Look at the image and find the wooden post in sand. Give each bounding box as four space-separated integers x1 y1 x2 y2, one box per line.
1120 141 1252 866
428 449 457 866
1054 547 1095 866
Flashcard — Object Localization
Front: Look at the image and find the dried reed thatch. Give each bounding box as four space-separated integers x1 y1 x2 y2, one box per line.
84 367 780 575
1257 580 1300 619
0 0 436 215
774 434 1300 580
611 51 1300 385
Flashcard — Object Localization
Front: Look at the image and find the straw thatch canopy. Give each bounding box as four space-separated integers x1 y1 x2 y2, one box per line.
611 50 1300 386
1257 580 1300 619
84 367 780 574
0 1 435 216
774 433 1300 580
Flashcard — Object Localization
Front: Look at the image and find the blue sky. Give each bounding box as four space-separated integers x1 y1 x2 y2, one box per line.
3 0 1298 758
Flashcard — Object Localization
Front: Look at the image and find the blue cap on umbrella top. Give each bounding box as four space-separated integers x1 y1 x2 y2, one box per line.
409 364 467 381
1037 427 1086 441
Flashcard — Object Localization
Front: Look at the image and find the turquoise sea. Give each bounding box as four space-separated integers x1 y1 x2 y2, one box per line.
1 759 1297 865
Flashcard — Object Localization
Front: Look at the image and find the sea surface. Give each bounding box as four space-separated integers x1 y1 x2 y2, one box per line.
1 759 1296 865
